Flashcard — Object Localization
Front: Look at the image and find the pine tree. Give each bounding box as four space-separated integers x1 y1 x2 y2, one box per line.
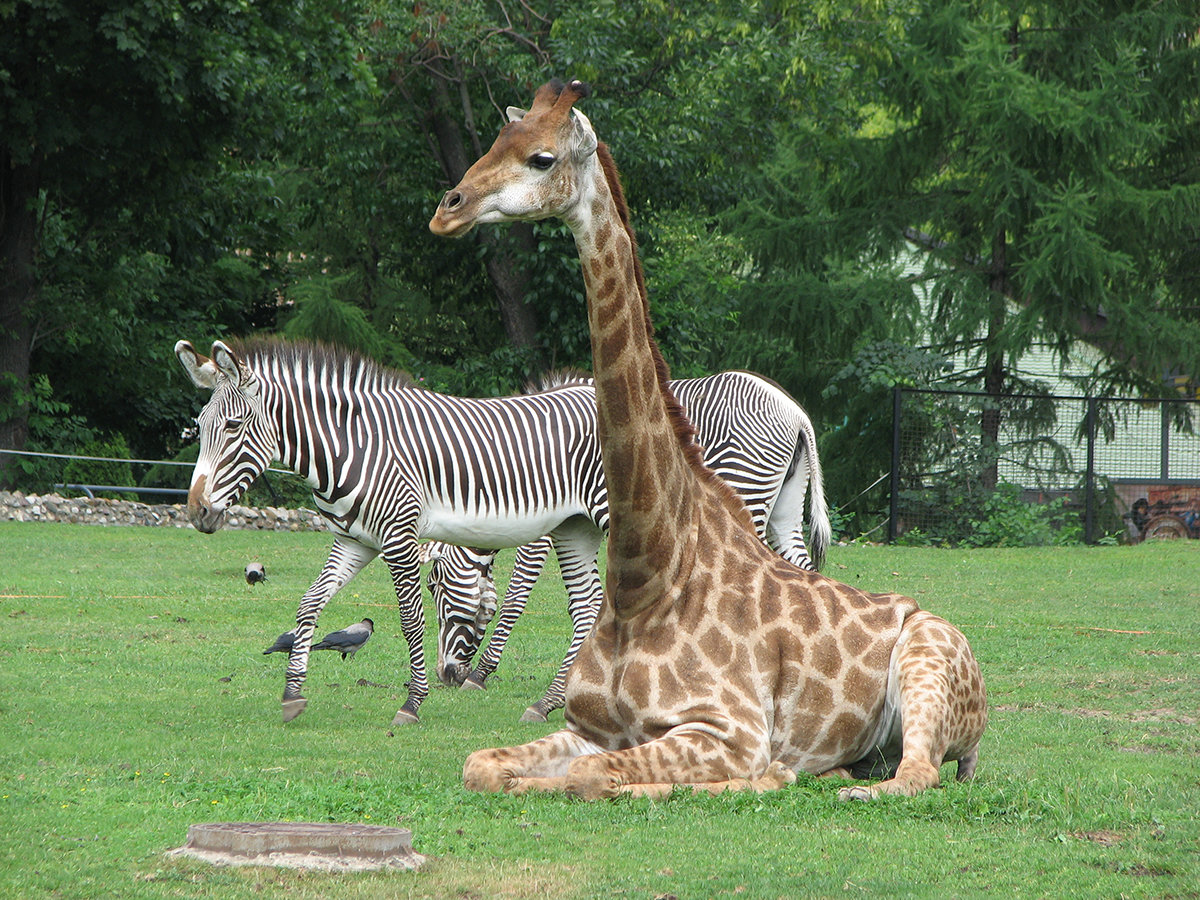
735 1 1200 491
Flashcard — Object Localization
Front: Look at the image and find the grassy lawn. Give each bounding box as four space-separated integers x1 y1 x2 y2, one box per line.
0 522 1196 899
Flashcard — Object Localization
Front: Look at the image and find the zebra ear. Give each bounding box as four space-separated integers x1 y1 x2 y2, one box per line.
211 341 260 398
175 340 219 390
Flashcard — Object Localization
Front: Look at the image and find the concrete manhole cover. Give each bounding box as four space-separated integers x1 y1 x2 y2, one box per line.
168 822 426 871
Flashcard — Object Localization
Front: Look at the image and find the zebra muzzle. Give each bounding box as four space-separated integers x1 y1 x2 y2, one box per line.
186 475 228 533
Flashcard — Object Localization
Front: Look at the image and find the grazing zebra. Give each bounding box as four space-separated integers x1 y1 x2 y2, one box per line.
426 371 831 721
177 336 613 725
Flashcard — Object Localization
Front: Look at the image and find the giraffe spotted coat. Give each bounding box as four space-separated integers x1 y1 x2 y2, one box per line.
430 79 986 801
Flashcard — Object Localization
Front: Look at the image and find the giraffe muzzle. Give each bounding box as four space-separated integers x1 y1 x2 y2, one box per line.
429 190 475 237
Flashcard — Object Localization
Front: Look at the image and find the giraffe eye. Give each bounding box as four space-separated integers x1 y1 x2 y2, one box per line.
529 152 555 170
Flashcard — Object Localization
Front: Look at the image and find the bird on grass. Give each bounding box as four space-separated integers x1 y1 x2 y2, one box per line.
262 631 295 655
245 562 267 585
312 618 374 660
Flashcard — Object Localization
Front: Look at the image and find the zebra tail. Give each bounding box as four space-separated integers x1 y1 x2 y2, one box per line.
799 415 832 571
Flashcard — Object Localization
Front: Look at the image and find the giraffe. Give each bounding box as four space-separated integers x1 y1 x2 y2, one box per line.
429 80 987 801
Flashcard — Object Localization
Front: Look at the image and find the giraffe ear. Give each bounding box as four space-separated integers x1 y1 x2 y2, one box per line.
569 108 597 160
211 340 261 398
175 340 219 390
505 106 527 123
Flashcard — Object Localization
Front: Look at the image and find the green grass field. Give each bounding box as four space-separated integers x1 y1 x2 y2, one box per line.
0 523 1196 899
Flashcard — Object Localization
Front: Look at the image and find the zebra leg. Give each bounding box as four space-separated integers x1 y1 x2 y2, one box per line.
768 420 831 571
520 525 604 723
283 537 378 722
463 536 553 690
765 447 817 571
380 532 429 726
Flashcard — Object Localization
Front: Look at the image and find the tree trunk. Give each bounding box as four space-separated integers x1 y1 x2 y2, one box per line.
0 155 39 488
427 77 542 357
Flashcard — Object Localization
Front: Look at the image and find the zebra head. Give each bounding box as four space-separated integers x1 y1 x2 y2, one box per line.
422 542 499 686
176 340 275 534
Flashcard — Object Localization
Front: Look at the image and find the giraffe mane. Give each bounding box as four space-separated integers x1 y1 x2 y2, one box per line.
594 142 756 526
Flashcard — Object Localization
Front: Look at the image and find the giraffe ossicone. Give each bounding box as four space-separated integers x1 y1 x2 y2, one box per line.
429 79 987 801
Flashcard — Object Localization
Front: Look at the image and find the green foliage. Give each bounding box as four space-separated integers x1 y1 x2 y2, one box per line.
60 435 136 501
0 374 97 491
820 341 955 538
281 276 384 360
138 444 197 494
898 482 1082 548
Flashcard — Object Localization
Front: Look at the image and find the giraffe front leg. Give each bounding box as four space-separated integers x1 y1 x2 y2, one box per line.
381 534 428 725
562 727 778 801
283 538 377 722
840 611 987 801
463 729 606 794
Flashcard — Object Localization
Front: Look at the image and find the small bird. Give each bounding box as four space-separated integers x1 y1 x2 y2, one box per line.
312 618 375 660
245 562 267 585
262 631 295 655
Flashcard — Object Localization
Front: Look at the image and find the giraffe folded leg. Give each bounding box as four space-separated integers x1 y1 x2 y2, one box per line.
839 611 987 802
558 729 782 801
462 729 606 794
617 761 798 799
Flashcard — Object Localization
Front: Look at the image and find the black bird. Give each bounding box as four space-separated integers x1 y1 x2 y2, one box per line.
245 562 267 585
262 631 295 655
312 618 375 660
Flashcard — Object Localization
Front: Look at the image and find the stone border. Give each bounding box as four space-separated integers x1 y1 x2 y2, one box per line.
168 822 425 872
0 491 327 532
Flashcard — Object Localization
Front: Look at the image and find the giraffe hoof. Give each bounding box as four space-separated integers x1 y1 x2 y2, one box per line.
759 761 797 791
838 785 876 802
519 705 548 723
391 708 419 726
281 697 307 722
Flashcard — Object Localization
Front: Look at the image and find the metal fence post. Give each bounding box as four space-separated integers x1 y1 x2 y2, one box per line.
1084 397 1097 544
889 386 902 543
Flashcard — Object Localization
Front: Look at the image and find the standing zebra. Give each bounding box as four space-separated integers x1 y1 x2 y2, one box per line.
426 371 831 721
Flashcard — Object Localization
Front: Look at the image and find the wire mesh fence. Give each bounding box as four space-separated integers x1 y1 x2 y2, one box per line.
889 388 1200 545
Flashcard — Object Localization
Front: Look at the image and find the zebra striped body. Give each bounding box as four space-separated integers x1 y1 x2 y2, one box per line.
176 337 612 724
428 371 830 721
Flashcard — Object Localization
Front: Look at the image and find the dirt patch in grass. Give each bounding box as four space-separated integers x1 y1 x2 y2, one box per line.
1065 706 1198 726
1072 830 1126 846
993 703 1198 726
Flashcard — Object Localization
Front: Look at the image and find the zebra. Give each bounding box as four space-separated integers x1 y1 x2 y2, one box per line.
426 370 831 721
177 336 613 726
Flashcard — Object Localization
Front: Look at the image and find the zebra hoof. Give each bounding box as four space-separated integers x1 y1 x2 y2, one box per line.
281 697 307 722
519 705 548 723
461 672 487 690
391 708 419 726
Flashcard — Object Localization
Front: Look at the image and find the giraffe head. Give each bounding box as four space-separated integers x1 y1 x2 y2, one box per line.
430 80 597 237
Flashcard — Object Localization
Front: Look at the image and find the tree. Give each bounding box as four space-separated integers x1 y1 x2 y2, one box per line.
733 1 1200 493
0 0 351 482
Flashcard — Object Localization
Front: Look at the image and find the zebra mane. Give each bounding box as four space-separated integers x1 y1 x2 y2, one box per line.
523 368 594 395
227 336 420 392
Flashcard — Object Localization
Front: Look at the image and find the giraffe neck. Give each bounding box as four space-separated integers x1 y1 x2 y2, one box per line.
567 144 699 613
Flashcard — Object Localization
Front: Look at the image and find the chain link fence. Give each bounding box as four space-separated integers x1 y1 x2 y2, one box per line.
889 388 1200 545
